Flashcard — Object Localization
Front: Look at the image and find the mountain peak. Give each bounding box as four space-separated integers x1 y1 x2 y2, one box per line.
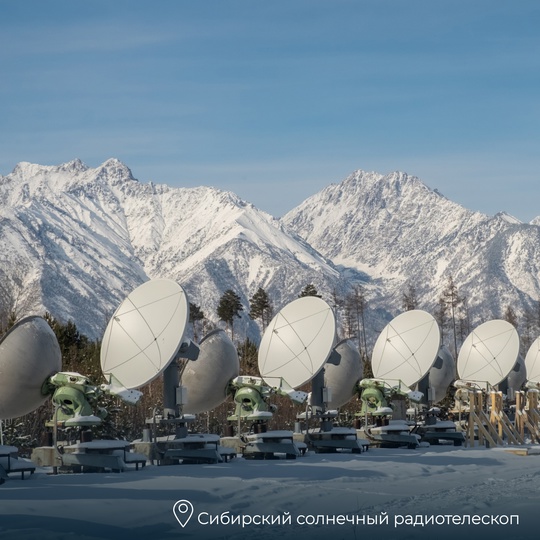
11 161 50 179
97 158 135 184
494 211 522 225
59 158 89 173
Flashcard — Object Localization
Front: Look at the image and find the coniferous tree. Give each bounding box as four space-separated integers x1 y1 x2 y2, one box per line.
434 296 448 343
401 283 419 311
330 288 345 339
349 284 368 359
535 300 540 335
504 305 518 328
440 275 463 356
457 294 471 343
248 287 273 330
217 289 244 341
238 338 259 375
6 310 17 331
298 283 322 298
343 296 357 340
189 302 205 341
522 306 537 353
363 358 374 379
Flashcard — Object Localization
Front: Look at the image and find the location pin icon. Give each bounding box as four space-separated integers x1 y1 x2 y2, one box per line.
173 499 194 528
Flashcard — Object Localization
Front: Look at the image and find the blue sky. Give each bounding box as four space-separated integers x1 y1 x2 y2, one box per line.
1 1 539 220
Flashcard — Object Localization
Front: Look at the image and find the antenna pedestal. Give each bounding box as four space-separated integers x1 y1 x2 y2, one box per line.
390 396 407 421
160 360 191 438
163 361 180 420
297 371 369 453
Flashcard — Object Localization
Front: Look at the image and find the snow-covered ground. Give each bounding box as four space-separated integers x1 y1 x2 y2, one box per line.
1 444 539 540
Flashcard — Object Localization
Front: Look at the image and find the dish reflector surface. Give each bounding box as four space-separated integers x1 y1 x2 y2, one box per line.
524 336 540 384
0 316 62 419
100 279 189 389
457 319 519 386
502 355 526 393
258 296 336 389
371 310 441 387
182 329 240 414
324 339 362 409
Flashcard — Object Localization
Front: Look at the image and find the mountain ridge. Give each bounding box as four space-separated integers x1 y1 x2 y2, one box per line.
282 169 540 332
0 159 343 340
1 160 539 351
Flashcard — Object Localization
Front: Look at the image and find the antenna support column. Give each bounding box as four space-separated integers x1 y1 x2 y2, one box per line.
163 361 179 419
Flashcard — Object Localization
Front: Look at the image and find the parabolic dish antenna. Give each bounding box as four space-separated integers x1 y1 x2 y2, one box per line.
417 346 455 404
324 339 363 409
457 319 519 387
258 296 336 389
100 279 189 389
181 329 240 414
0 316 62 419
371 310 441 388
500 355 526 394
428 346 455 404
524 336 540 384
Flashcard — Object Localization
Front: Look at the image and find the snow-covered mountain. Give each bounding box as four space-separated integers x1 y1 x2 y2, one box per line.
0 159 342 340
282 170 540 331
2 161 539 349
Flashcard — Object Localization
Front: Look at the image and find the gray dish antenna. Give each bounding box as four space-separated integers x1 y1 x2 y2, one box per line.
324 339 363 409
181 329 240 414
499 355 527 395
417 346 455 404
371 310 441 387
258 296 336 389
428 346 455 403
0 316 62 419
457 319 519 387
100 279 189 389
524 336 540 384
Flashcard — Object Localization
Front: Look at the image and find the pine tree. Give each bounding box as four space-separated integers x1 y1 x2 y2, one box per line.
349 284 368 358
504 305 518 328
248 287 273 330
343 296 357 340
189 302 205 341
457 294 471 343
522 306 536 353
238 338 259 375
298 283 322 298
330 288 344 339
217 289 244 341
434 296 448 342
363 358 374 379
401 283 419 311
440 275 463 356
6 310 17 331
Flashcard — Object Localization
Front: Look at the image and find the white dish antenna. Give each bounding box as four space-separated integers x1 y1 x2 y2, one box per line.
181 329 240 414
258 296 336 389
0 316 62 419
100 279 189 389
524 336 540 384
457 319 519 387
324 339 363 409
371 310 441 388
